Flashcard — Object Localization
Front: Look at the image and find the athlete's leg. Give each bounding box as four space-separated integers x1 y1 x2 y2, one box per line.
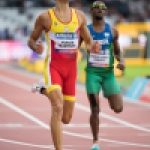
44 65 64 150
31 78 75 124
87 94 100 142
32 79 75 124
62 100 75 124
61 65 76 124
86 71 101 149
102 71 123 113
107 94 123 113
47 89 63 150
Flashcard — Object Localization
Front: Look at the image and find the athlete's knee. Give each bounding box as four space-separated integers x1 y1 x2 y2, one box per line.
108 95 123 113
62 115 72 124
88 94 99 117
113 105 123 113
52 104 63 120
50 91 64 118
89 94 97 107
91 107 100 118
53 104 63 114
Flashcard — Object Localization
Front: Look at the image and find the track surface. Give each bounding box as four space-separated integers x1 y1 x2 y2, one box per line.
0 64 150 150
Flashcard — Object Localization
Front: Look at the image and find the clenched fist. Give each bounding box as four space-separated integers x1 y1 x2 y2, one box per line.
116 62 125 71
34 40 44 55
91 41 102 53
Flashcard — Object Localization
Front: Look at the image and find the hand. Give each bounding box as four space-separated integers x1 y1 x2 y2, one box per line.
34 40 44 55
116 62 125 71
91 41 101 53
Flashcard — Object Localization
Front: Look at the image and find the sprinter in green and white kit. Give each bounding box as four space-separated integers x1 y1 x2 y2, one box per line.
85 1 125 150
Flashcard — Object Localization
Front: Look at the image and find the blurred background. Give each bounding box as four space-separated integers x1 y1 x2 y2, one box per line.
0 0 150 103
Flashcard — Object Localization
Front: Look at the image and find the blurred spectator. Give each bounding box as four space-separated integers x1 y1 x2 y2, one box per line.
24 0 34 8
37 0 55 7
14 27 24 41
0 0 150 41
0 28 13 40
0 0 6 7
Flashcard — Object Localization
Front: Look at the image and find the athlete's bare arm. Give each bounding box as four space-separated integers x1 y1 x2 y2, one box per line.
77 11 98 52
28 12 50 54
112 27 125 70
79 37 83 47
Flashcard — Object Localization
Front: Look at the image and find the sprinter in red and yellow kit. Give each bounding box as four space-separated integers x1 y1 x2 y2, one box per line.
28 0 101 149
44 8 80 101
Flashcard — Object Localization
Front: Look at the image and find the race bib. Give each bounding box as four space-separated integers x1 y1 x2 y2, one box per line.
55 40 78 50
89 50 110 67
54 33 78 53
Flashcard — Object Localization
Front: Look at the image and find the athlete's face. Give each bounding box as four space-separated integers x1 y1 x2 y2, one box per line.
91 1 107 20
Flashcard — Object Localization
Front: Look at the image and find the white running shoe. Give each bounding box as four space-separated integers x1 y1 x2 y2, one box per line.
31 79 45 93
91 141 100 150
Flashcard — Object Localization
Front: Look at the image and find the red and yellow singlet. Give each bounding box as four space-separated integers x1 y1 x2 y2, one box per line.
44 8 80 101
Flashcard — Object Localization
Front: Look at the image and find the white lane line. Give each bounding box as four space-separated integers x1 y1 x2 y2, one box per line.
0 97 150 148
0 138 54 149
1 65 150 109
0 124 41 129
2 123 149 129
0 138 74 149
0 64 41 80
0 74 150 133
75 103 150 133
0 124 23 128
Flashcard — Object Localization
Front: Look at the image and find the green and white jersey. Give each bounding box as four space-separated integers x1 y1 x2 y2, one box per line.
85 23 114 73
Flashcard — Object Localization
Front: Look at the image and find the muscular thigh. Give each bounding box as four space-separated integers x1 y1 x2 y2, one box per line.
44 64 63 93
107 94 123 112
86 71 102 94
101 71 123 112
47 89 63 107
102 71 121 97
62 65 77 123
62 79 75 121
62 65 77 101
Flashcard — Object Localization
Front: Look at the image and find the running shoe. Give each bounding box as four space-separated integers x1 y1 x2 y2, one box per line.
91 141 100 150
31 79 45 93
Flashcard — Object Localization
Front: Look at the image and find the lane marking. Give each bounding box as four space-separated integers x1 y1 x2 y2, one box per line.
0 124 22 128
77 84 150 108
0 65 41 80
1 123 150 129
1 65 150 108
0 74 150 133
0 138 74 150
75 103 150 133
0 97 150 148
0 124 41 129
0 138 54 149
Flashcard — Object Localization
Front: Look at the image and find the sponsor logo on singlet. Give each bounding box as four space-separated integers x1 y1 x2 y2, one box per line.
55 33 78 40
54 32 78 52
98 39 109 45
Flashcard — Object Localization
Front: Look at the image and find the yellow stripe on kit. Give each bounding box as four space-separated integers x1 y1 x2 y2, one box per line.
44 32 51 86
63 95 75 101
47 85 61 93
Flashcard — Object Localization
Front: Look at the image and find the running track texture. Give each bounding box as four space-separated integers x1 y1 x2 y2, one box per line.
0 64 150 150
